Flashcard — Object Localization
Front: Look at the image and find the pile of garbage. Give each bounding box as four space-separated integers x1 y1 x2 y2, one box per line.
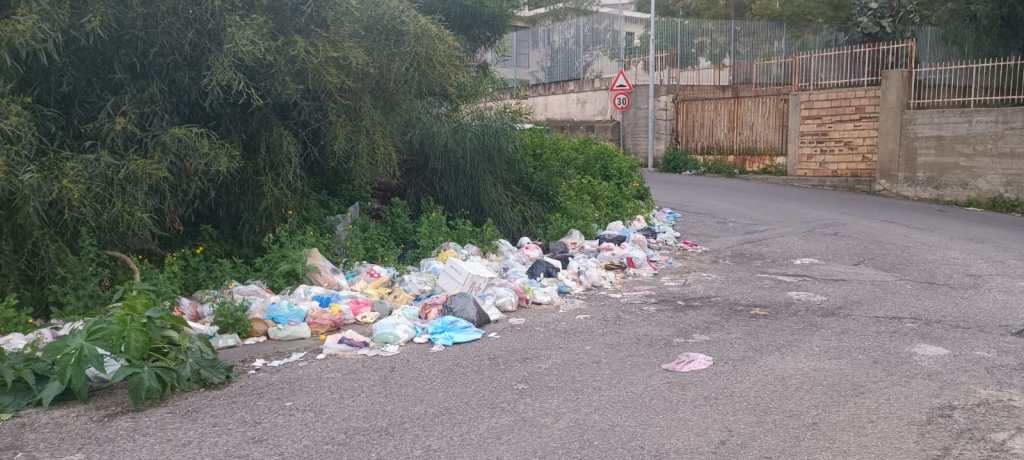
1 209 698 359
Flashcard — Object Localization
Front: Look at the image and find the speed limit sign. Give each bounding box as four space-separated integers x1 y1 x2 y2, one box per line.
611 91 632 112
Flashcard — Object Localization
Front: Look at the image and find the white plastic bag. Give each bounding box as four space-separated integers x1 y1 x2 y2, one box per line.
210 333 242 350
268 323 312 341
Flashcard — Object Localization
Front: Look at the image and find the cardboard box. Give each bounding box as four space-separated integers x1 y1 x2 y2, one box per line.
437 259 497 297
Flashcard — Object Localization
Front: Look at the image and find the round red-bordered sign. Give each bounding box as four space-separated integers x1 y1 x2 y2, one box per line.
611 91 632 112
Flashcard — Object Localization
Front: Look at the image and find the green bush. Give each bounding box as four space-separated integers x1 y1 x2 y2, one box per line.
520 129 653 240
700 158 748 177
962 195 1024 214
0 295 32 336
0 290 232 413
212 299 252 338
755 162 788 176
658 148 702 173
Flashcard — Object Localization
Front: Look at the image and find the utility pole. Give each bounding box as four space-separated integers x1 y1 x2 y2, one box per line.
647 0 656 169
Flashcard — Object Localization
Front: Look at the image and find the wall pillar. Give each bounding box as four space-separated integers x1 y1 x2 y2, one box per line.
786 93 801 176
877 70 911 191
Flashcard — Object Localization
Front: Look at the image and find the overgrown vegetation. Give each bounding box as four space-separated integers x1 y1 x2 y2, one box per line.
0 289 232 413
657 148 751 177
960 195 1024 215
212 300 252 338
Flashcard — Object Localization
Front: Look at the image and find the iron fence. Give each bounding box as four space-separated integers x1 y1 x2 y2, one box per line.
911 57 1024 109
754 40 915 90
485 11 960 90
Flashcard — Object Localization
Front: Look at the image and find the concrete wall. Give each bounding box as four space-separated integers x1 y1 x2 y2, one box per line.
538 120 621 147
797 87 881 177
890 107 1024 200
622 86 675 165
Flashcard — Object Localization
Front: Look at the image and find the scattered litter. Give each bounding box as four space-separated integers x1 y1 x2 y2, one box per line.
575 314 592 320
430 344 445 352
315 353 326 360
488 332 500 338
251 359 267 368
757 274 805 283
787 292 827 303
243 336 267 345
509 318 526 325
910 344 951 356
252 352 307 368
750 308 771 316
792 258 823 265
607 293 623 299
963 207 984 212
357 344 400 357
661 353 714 373
674 334 710 343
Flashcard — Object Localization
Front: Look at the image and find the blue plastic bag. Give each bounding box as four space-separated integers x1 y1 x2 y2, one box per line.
428 316 485 346
266 301 307 325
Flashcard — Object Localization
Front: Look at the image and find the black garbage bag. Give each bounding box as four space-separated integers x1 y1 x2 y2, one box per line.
527 259 561 280
597 234 627 246
442 293 491 328
638 227 659 239
547 240 569 256
549 253 571 269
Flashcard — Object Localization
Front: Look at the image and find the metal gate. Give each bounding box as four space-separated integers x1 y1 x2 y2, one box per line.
675 95 789 156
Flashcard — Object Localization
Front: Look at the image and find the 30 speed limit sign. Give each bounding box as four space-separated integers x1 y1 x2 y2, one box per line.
611 91 632 112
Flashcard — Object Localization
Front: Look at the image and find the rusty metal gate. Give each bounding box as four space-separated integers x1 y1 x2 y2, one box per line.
675 95 789 156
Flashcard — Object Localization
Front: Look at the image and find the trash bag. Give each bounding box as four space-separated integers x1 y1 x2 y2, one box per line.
548 253 571 269
428 316 485 346
268 323 312 341
248 318 273 338
638 227 659 239
351 264 392 293
306 308 345 335
605 221 626 234
516 237 533 248
265 301 308 325
521 243 543 261
475 291 506 323
527 259 561 280
482 286 518 313
630 233 649 251
210 334 242 350
372 300 394 317
386 287 414 307
629 215 648 230
527 283 560 305
442 293 491 328
420 258 445 277
560 229 585 252
419 295 448 321
597 234 627 246
372 314 417 345
399 272 436 297
305 248 349 290
547 240 569 256
177 297 212 322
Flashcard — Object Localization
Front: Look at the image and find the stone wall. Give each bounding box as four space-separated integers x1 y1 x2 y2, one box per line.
797 88 881 177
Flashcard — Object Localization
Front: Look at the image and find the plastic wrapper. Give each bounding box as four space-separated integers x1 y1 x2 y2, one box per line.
305 248 349 290
187 321 219 337
268 322 311 341
385 288 413 307
630 232 649 251
516 237 533 248
176 297 212 322
428 316 485 346
475 292 506 323
372 314 417 345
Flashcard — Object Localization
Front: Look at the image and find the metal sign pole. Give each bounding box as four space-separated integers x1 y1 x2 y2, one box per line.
647 0 656 169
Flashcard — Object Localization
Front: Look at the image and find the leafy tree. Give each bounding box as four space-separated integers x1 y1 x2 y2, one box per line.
849 0 921 42
414 0 519 51
0 0 490 316
919 0 1024 56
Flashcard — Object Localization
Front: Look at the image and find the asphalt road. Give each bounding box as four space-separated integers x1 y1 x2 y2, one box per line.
4 173 1023 459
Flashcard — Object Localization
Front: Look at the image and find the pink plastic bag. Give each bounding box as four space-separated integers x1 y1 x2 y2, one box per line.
661 353 713 373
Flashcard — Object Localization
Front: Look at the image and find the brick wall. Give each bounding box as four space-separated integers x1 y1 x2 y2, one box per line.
797 88 881 177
